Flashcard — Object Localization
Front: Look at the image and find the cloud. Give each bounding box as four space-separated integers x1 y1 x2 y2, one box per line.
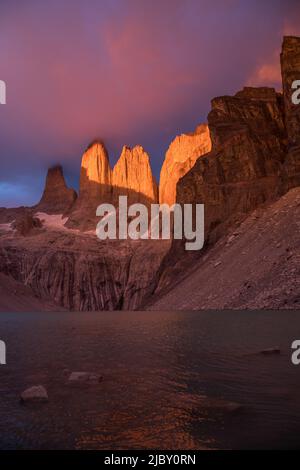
246 50 282 89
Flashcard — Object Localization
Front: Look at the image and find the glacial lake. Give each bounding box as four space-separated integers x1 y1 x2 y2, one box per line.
0 310 300 450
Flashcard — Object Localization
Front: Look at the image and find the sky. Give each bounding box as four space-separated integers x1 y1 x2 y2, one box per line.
0 0 300 207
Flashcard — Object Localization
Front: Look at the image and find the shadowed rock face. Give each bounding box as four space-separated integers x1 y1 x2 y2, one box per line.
281 36 300 188
37 165 77 214
112 145 158 206
159 124 211 206
0 230 170 311
175 87 287 240
153 36 300 300
172 37 300 246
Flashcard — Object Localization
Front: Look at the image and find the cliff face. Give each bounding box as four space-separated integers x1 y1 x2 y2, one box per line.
112 145 158 206
173 38 300 244
154 36 300 297
66 142 158 229
37 165 77 214
281 36 300 188
159 124 211 205
175 87 287 240
0 230 169 311
66 142 112 230
79 141 112 202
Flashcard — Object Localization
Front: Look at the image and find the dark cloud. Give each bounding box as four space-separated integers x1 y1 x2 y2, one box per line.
0 0 298 206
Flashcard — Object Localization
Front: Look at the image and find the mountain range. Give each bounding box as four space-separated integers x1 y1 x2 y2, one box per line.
0 36 299 311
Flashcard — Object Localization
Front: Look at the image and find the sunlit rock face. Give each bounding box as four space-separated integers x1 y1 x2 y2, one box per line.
37 165 77 214
159 124 211 206
112 145 158 205
281 36 300 188
66 141 112 229
79 141 112 203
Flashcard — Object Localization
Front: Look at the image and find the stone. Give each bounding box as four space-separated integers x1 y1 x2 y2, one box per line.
159 124 211 206
20 385 49 403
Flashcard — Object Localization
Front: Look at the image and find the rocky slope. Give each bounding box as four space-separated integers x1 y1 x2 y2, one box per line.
146 187 300 310
159 124 211 205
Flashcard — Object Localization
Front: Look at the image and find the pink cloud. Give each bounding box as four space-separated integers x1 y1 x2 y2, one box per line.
246 50 282 89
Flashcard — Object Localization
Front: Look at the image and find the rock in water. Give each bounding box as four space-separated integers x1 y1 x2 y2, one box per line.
159 124 211 206
20 385 49 404
67 372 103 385
112 145 158 206
37 165 77 214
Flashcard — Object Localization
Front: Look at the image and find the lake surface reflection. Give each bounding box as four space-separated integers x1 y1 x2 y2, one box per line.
0 310 300 449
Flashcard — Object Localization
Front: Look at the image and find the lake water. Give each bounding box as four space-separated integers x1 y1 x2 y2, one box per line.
0 310 300 450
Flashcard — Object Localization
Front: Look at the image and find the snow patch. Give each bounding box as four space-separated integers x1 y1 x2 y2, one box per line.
35 212 69 230
34 212 95 236
0 222 13 232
